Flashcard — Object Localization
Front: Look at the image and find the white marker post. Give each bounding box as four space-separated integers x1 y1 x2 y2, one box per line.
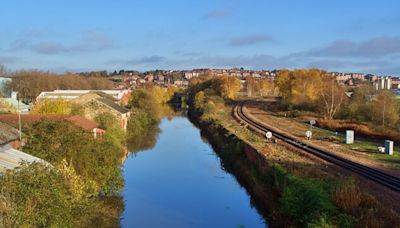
305 130 312 140
265 131 272 142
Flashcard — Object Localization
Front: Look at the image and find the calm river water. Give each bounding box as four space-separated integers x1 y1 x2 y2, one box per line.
121 116 267 227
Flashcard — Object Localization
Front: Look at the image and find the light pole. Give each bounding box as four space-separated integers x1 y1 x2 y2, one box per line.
17 94 22 147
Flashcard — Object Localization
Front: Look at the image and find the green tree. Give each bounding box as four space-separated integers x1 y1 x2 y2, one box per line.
347 84 375 121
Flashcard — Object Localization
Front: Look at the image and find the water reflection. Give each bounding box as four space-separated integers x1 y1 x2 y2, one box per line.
121 116 266 227
127 125 161 154
126 105 184 154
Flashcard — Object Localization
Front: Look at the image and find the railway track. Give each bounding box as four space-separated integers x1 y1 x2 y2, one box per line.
233 102 400 192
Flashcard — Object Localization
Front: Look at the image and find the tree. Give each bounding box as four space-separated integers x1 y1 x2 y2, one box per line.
259 79 275 97
369 90 399 128
245 76 259 97
30 99 83 115
11 70 113 101
216 76 241 99
148 85 176 104
346 84 375 121
275 70 294 104
128 89 161 120
318 74 346 120
291 69 324 107
194 91 205 110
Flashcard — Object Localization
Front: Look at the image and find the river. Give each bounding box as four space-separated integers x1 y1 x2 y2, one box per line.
121 116 267 227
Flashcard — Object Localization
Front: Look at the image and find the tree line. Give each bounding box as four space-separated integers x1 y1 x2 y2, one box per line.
10 70 113 101
273 69 400 129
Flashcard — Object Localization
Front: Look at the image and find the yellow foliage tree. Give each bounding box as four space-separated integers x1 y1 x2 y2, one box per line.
57 159 97 199
148 85 178 104
31 99 76 115
217 77 241 100
275 70 294 103
291 69 324 106
259 79 275 97
276 69 328 108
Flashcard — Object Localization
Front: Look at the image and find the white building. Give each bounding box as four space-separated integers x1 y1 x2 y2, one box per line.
184 72 199 80
36 89 131 102
374 77 392 90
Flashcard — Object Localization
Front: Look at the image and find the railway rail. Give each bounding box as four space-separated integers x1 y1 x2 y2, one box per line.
233 102 400 192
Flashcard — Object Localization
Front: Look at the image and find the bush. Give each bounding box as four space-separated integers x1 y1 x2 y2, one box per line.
24 120 124 195
0 163 93 227
280 175 334 225
95 113 126 149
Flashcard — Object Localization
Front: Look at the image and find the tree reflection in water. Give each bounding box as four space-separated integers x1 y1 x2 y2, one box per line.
127 105 185 155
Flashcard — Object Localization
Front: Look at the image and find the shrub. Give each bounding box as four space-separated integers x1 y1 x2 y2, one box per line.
280 176 334 225
24 120 124 195
0 163 93 227
331 177 362 211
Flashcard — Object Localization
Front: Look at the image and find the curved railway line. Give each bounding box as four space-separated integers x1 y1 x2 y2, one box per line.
233 102 400 192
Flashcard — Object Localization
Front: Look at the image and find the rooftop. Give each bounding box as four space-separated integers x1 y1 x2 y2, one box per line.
0 122 20 145
0 145 49 172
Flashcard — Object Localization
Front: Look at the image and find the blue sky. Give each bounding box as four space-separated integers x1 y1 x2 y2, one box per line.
1 0 400 75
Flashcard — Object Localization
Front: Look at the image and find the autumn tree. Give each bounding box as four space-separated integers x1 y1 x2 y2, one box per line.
318 74 346 120
245 76 260 97
30 99 83 115
259 78 275 97
369 90 399 128
291 69 324 107
216 76 241 100
275 70 294 104
194 91 206 110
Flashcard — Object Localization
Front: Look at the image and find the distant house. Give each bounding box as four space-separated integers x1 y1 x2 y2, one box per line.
36 89 132 106
0 114 106 138
73 92 130 130
0 122 49 172
173 80 189 87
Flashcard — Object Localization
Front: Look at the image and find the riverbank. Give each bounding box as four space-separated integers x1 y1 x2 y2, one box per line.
187 77 400 227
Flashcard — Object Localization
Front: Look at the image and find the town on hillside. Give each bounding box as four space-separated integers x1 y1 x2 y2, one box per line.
0 68 399 172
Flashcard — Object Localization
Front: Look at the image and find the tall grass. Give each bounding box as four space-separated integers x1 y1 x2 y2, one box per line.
331 177 362 211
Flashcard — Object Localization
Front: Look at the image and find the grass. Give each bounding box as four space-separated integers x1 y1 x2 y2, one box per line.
370 151 400 169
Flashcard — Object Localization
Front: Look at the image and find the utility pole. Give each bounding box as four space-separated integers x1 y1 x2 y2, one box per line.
17 93 22 146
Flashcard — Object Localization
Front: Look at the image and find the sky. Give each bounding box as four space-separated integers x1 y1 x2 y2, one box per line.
1 0 400 75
